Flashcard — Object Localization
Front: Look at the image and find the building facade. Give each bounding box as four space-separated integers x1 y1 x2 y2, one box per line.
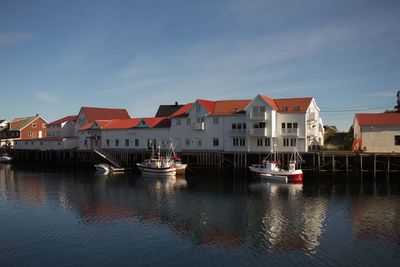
353 113 400 153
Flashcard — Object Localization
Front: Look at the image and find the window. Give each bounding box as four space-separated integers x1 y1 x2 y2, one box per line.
135 139 139 147
293 122 298 129
40 141 43 145
125 139 129 147
294 106 300 111
257 138 263 146
290 138 296 146
259 106 266 112
42 123 46 128
185 138 190 146
197 139 202 147
176 119 181 125
283 138 289 146
265 138 270 147
283 106 289 111
57 141 61 146
213 117 219 124
25 141 28 145
84 139 87 146
32 123 37 128
232 123 237 129
395 136 400 146
106 139 110 147
187 118 191 125
213 138 219 147
233 137 246 147
115 139 119 147
29 132 33 137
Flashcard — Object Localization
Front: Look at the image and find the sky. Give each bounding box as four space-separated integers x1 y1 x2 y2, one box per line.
0 0 399 131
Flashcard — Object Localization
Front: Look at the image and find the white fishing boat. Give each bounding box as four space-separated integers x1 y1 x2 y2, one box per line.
169 142 187 175
137 147 176 176
0 153 12 163
248 145 304 184
94 163 111 174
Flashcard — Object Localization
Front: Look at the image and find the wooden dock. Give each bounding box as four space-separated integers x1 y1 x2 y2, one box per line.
8 149 400 176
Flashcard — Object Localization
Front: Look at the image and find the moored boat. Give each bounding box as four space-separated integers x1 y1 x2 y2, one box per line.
248 146 304 184
0 153 12 163
94 163 111 174
137 146 176 176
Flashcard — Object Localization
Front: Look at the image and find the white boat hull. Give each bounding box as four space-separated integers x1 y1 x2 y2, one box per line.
137 163 176 176
249 164 303 183
0 156 12 163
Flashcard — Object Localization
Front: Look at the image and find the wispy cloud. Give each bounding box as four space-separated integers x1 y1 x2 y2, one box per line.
365 91 397 97
0 32 36 46
35 92 57 103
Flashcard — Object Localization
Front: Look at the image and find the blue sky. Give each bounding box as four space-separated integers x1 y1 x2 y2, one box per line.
1 0 399 131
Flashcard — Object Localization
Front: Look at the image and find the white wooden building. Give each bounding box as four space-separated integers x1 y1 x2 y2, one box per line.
15 95 324 153
353 113 400 153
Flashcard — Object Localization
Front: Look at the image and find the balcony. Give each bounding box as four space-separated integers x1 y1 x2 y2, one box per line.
230 129 246 136
250 111 267 121
194 122 205 130
281 128 299 136
250 128 268 136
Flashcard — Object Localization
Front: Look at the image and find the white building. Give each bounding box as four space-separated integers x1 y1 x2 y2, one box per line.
353 113 400 153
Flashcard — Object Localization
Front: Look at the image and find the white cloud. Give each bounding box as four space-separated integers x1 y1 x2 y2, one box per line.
0 32 36 46
35 92 57 103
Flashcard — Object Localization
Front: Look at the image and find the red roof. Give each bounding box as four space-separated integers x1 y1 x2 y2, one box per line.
81 107 130 122
47 115 78 126
274 97 313 112
261 95 279 110
198 99 216 113
142 117 171 128
212 100 251 115
355 113 400 126
170 103 193 118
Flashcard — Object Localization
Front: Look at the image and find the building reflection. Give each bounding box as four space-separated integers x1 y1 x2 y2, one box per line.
352 196 400 244
248 182 327 253
1 167 399 254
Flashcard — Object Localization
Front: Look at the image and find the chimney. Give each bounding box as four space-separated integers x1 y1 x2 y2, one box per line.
175 101 178 106
36 113 39 117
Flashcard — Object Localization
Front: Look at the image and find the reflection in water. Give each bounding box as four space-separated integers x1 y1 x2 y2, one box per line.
248 182 327 253
0 166 399 266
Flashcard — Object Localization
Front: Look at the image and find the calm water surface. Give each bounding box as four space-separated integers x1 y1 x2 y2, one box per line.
0 164 399 267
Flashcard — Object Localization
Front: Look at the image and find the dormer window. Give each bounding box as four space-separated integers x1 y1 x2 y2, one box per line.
232 108 238 113
294 106 300 111
283 106 289 111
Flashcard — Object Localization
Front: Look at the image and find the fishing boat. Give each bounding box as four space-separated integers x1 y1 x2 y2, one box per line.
137 146 176 176
248 145 304 184
0 153 12 163
169 142 187 175
94 163 111 174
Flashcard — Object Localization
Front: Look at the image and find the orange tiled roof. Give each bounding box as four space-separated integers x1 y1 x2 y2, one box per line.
356 113 400 126
142 117 170 128
211 100 251 115
273 97 313 112
260 95 279 110
170 103 193 118
198 99 216 113
81 107 130 122
47 115 78 126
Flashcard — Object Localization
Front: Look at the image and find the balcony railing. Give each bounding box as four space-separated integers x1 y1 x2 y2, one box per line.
230 129 246 136
194 122 205 130
250 128 268 136
250 112 267 121
281 128 299 136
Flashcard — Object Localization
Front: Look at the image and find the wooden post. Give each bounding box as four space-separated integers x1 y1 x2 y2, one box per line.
317 153 321 172
360 154 363 172
346 154 349 172
373 154 377 177
332 154 335 172
387 156 390 174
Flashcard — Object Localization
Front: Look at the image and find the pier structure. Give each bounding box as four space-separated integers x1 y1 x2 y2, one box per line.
9 149 400 176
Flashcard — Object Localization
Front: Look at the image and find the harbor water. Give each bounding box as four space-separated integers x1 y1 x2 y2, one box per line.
0 164 399 266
